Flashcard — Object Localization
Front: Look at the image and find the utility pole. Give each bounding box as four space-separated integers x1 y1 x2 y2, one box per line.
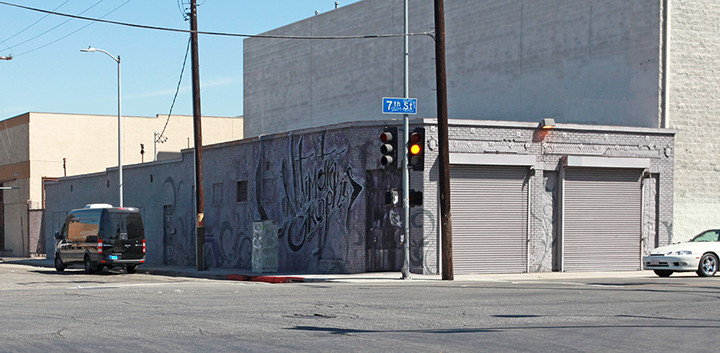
434 0 453 280
190 0 206 271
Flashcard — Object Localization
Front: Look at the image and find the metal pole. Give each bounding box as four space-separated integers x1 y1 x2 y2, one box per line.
117 56 123 207
401 0 411 279
190 0 206 271
434 0 453 280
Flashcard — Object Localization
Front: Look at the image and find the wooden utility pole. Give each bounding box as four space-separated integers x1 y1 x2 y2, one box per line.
434 0 453 280
190 0 206 271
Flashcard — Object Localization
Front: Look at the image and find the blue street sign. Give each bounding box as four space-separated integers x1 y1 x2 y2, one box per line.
382 97 417 114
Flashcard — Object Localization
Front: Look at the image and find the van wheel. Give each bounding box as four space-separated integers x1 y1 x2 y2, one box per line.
84 255 99 274
125 265 138 274
54 254 65 272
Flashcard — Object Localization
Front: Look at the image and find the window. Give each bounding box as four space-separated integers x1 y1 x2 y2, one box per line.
236 181 248 202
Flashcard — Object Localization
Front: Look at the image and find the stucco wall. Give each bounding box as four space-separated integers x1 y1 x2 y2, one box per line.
244 0 661 138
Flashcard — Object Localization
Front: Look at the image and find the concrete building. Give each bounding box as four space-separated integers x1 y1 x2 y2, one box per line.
44 119 673 274
44 0 712 276
0 112 242 257
244 0 718 244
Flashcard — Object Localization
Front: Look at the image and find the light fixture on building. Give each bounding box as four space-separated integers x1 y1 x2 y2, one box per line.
540 118 556 130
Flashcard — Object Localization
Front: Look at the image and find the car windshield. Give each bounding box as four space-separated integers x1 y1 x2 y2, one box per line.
690 230 720 242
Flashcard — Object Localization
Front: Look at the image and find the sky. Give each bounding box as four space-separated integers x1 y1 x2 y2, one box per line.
0 0 362 120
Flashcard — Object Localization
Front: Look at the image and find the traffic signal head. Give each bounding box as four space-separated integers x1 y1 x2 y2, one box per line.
380 127 398 168
407 127 425 171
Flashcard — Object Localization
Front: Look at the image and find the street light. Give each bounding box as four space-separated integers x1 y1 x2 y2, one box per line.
81 46 123 207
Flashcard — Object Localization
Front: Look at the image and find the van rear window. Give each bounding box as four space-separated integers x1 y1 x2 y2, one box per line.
100 212 144 240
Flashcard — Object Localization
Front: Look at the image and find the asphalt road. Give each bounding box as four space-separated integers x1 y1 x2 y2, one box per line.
1 263 719 352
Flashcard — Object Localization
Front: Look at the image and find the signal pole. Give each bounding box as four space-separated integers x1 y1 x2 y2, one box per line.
189 0 206 271
401 0 411 280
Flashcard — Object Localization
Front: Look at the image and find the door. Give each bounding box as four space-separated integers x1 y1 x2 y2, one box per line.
562 168 642 271
365 170 402 272
451 165 529 274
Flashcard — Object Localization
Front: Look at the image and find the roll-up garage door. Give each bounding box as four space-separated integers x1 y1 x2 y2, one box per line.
563 168 642 271
450 165 529 274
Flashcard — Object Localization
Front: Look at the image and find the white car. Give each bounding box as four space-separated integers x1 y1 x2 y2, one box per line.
643 229 720 277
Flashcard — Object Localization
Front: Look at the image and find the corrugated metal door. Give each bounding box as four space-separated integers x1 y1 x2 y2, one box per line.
563 168 642 271
450 165 529 274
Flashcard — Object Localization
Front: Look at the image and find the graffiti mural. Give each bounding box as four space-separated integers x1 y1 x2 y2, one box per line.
530 173 556 272
162 177 194 266
278 134 364 271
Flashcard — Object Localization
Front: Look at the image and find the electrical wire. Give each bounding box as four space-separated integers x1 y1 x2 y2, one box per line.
5 0 106 51
176 0 189 21
157 36 191 142
0 1 434 40
15 0 133 57
3 0 71 43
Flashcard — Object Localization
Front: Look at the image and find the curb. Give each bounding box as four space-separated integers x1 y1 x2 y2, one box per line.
227 274 307 283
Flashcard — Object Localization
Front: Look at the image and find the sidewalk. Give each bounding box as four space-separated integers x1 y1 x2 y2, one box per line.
0 257 655 283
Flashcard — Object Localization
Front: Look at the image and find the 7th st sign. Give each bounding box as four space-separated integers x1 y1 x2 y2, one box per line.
382 97 417 114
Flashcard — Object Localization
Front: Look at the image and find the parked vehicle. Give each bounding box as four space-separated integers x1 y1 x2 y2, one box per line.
54 204 146 274
643 229 720 277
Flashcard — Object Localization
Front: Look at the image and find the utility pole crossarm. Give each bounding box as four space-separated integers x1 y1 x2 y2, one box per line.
0 55 12 60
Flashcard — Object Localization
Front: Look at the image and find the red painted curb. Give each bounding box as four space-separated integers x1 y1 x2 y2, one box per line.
226 274 305 283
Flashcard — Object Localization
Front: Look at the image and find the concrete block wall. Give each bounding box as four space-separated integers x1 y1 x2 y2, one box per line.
420 120 674 274
44 118 674 274
668 0 720 241
45 121 404 274
244 0 661 138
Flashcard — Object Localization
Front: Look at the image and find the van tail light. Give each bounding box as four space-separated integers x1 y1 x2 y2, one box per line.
143 239 146 254
98 239 103 254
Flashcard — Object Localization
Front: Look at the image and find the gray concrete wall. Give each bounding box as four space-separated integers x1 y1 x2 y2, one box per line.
667 0 720 241
244 0 661 138
45 119 673 275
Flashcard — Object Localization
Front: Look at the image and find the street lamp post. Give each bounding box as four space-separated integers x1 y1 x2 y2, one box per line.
81 46 123 207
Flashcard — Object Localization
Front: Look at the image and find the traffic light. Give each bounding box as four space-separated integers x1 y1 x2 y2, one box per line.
409 189 423 207
385 189 400 206
379 127 398 168
407 127 425 171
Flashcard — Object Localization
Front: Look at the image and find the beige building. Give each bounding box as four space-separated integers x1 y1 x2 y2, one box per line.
0 111 242 257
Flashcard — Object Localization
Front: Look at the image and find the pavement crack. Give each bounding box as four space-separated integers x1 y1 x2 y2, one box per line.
55 327 66 339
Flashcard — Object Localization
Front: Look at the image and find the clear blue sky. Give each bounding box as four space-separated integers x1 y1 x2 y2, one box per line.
0 0 361 119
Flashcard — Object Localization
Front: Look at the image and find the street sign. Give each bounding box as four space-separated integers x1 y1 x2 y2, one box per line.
382 97 417 114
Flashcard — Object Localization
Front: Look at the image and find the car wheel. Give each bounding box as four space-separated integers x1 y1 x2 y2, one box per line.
54 254 65 272
696 253 718 277
84 255 99 274
653 270 673 277
125 265 138 274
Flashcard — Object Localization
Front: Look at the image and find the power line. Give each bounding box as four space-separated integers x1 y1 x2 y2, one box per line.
0 1 434 40
5 0 107 51
2 0 71 43
157 36 192 142
15 0 133 57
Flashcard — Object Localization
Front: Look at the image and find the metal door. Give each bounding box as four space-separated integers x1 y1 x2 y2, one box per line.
562 168 642 271
450 165 529 274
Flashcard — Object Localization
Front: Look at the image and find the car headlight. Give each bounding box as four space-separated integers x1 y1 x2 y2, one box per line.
667 250 693 256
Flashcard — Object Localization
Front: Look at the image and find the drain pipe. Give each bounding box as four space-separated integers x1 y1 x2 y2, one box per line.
661 0 671 129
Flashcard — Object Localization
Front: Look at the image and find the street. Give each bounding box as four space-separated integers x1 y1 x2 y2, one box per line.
1 263 719 352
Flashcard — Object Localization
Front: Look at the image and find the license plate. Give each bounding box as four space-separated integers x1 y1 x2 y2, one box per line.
109 255 120 260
